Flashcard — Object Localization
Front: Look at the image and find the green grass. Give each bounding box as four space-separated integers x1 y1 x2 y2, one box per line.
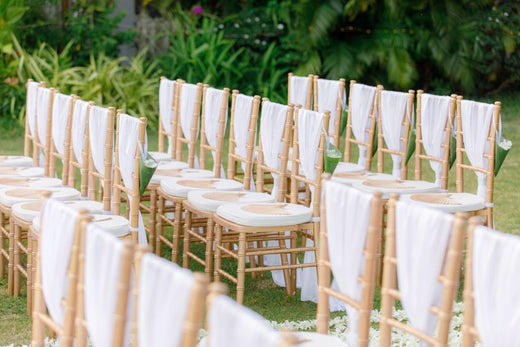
0 92 518 345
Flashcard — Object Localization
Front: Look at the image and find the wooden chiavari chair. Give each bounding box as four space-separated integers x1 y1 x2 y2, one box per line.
313 76 346 148
287 73 313 109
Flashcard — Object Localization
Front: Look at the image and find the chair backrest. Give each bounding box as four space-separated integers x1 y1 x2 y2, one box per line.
344 81 380 171
313 76 346 148
376 89 414 179
287 73 313 109
31 198 89 346
113 112 147 243
33 86 56 175
24 79 44 160
175 80 203 167
158 76 177 157
199 85 230 177
68 99 94 196
455 97 501 203
379 195 467 346
462 219 520 346
255 99 294 202
132 250 208 347
88 105 116 212
227 91 261 190
414 91 456 189
317 179 383 347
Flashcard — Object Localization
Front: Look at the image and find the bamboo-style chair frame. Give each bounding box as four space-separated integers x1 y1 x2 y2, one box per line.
157 76 178 158
344 81 381 171
414 91 456 190
376 89 415 179
316 176 383 346
379 194 467 346
312 75 346 148
287 73 313 109
182 92 260 276
455 96 501 227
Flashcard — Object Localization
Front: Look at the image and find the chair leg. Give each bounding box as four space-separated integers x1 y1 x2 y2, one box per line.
31 253 45 347
290 231 298 295
148 189 157 253
13 224 21 297
27 235 33 314
205 217 214 277
248 242 257 279
257 241 264 278
0 213 5 279
155 195 164 257
171 201 183 264
8 218 14 296
236 232 247 305
182 210 192 269
277 236 293 296
214 225 222 282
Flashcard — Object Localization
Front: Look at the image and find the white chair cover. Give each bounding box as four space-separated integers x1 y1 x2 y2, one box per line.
159 78 176 155
420 94 451 186
289 75 311 109
208 295 281 347
51 93 72 156
137 253 194 347
36 87 52 145
395 200 454 338
325 181 373 344
179 83 200 167
233 94 255 191
71 100 89 165
380 90 410 178
40 199 79 327
316 79 346 140
89 106 110 176
118 114 147 244
473 226 520 346
27 81 39 136
84 223 125 347
460 100 496 199
350 83 377 167
204 87 227 177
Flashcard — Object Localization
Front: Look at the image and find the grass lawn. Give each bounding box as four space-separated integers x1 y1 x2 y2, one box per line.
0 92 518 345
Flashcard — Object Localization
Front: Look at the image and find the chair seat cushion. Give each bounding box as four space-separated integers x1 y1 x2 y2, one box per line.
333 162 365 174
296 332 349 347
351 179 440 198
0 166 44 177
332 171 394 185
0 176 62 189
12 199 105 222
400 192 486 213
0 155 33 167
0 187 81 207
216 202 312 227
33 213 130 237
149 151 177 162
151 167 213 184
160 178 243 198
187 190 274 213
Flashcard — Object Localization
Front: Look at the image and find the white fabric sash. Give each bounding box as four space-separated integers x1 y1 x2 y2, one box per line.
395 200 454 337
27 81 39 136
179 83 200 166
89 106 110 176
289 75 310 108
40 199 79 327
473 226 520 346
316 79 346 140
420 94 450 186
159 78 176 155
51 93 72 156
233 94 255 191
204 87 227 177
36 87 52 145
71 100 89 165
137 254 193 347
208 295 281 347
325 181 372 345
380 90 409 178
460 100 495 198
350 83 377 167
84 223 124 347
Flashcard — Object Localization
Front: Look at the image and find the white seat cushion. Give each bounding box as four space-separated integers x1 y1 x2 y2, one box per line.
187 190 274 213
0 155 33 167
33 213 130 237
351 179 440 199
149 151 176 162
12 199 105 222
400 192 486 213
0 166 44 177
160 178 243 198
296 332 349 347
151 168 214 184
216 202 312 227
0 176 62 189
0 187 81 207
333 162 365 174
331 171 393 185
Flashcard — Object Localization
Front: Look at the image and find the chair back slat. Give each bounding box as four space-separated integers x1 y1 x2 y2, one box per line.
313 76 346 148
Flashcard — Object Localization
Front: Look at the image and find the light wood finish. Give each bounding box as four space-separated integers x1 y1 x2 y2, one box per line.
376 88 414 179
316 175 383 346
287 73 313 109
344 80 379 171
312 75 346 148
414 91 456 190
379 194 467 346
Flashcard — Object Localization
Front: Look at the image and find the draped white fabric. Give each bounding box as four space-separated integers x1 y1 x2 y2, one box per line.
84 223 124 347
204 87 227 177
289 75 310 108
395 200 454 338
138 254 193 347
208 295 281 347
380 90 409 178
89 106 110 176
325 181 372 344
51 93 72 156
473 226 520 346
460 100 495 199
159 78 176 155
420 94 451 186
71 100 89 165
350 83 377 167
118 114 147 244
36 87 52 145
316 79 346 139
40 199 79 327
179 83 200 166
233 94 255 191
27 81 39 136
